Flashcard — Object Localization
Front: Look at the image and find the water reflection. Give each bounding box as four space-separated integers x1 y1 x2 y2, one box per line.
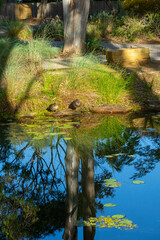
0 113 159 239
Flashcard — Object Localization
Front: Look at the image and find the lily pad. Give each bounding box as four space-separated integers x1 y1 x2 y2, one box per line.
112 215 125 219
48 132 66 136
104 179 121 188
64 137 72 140
104 179 117 182
104 203 116 207
59 125 73 129
132 180 145 184
81 215 136 230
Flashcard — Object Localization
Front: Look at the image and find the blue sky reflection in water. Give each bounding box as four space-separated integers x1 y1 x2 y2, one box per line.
0 113 159 240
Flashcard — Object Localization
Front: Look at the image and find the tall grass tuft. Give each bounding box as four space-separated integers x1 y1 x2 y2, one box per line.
0 39 60 113
34 16 64 40
87 11 160 42
43 55 133 109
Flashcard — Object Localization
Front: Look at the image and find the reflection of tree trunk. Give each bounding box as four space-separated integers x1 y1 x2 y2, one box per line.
63 141 79 240
82 151 95 240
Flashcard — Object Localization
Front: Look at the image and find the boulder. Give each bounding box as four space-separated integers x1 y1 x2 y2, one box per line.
106 48 151 67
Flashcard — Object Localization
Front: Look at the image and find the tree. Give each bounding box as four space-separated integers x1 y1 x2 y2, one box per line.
62 0 90 55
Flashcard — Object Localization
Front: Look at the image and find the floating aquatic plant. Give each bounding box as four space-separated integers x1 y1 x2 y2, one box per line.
104 179 121 188
82 215 137 230
132 180 145 184
104 203 116 207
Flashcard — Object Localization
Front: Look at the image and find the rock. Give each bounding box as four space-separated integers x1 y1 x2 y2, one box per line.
91 104 132 114
106 48 151 67
69 99 81 110
47 103 58 112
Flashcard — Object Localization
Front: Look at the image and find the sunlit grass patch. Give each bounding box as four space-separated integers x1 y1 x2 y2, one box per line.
42 55 133 109
0 38 60 113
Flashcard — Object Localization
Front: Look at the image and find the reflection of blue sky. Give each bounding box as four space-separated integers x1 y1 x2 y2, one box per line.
40 128 160 240
0 122 160 240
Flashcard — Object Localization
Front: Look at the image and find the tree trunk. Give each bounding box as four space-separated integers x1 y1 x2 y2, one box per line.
37 0 47 19
62 0 90 55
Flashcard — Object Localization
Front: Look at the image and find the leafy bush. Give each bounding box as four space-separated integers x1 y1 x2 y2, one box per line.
35 16 64 40
111 15 146 42
122 0 160 14
144 13 160 35
88 11 114 38
85 35 103 53
88 11 160 42
5 21 24 38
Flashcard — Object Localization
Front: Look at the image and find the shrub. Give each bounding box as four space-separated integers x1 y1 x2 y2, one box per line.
122 0 160 14
5 21 24 39
88 11 114 38
111 15 146 42
35 16 64 40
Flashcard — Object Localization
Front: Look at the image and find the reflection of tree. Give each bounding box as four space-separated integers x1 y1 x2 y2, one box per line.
0 133 67 239
81 148 95 240
63 141 79 240
0 114 159 239
93 114 160 180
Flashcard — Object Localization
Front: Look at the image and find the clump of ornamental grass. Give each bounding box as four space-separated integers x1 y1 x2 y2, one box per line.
34 16 64 40
0 38 60 113
42 55 134 110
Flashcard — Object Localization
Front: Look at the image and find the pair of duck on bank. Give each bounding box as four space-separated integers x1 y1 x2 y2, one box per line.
47 99 81 112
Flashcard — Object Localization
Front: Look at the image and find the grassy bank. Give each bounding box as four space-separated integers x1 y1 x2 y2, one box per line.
0 38 138 115
0 38 60 114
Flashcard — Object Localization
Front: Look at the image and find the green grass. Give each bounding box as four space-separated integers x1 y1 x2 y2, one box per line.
0 38 136 115
34 16 64 40
0 38 60 113
87 11 160 42
42 55 134 109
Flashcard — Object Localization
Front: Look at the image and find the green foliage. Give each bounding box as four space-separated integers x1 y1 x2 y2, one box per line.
43 55 131 108
87 11 160 42
111 15 145 42
132 180 145 184
83 215 137 229
35 16 64 40
0 174 39 239
85 35 103 53
5 21 24 39
104 203 116 207
104 179 122 188
122 0 160 14
0 38 60 113
0 0 3 6
88 11 114 39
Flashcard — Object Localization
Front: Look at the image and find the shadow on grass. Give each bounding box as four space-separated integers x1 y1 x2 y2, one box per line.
125 65 160 112
0 37 42 116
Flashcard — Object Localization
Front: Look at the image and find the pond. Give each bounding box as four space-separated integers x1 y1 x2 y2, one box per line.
0 113 160 240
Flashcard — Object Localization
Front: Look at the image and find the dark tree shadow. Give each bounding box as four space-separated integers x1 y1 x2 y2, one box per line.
0 34 42 116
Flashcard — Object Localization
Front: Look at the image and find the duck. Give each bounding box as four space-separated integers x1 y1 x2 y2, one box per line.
47 103 59 112
69 99 81 110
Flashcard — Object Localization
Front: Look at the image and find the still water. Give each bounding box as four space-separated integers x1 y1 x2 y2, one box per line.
0 113 160 240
